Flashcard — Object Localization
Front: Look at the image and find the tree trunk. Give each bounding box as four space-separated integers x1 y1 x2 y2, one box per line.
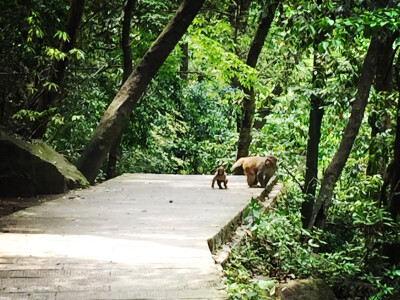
30 0 85 138
121 0 135 84
381 53 400 266
237 87 255 159
236 1 279 160
367 30 395 176
307 32 386 229
77 0 205 184
180 42 189 80
105 0 136 180
389 52 400 220
301 48 325 228
229 0 252 57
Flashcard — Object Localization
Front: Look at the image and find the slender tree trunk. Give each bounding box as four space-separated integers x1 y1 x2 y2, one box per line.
301 48 325 228
236 1 279 160
77 0 206 184
30 0 85 138
230 0 254 135
389 53 400 220
180 42 189 80
121 0 135 84
229 0 252 57
307 32 386 229
237 87 255 159
105 0 136 180
367 30 395 176
381 51 400 266
301 0 324 228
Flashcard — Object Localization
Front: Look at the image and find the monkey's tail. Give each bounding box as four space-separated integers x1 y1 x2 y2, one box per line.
231 158 244 171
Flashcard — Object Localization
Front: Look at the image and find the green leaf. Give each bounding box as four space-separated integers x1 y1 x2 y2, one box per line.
43 82 59 91
69 48 85 60
308 239 319 248
270 285 276 296
309 24 316 35
54 30 70 42
257 280 276 290
317 43 324 54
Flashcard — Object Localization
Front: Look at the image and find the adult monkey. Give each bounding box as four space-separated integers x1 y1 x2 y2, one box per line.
232 155 277 188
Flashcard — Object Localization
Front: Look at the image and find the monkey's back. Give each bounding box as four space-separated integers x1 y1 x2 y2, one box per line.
241 157 267 174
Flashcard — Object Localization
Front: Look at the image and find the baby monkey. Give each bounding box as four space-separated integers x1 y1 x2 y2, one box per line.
212 166 228 189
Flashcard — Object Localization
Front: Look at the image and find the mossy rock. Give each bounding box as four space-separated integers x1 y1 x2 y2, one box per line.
0 128 89 196
276 278 337 300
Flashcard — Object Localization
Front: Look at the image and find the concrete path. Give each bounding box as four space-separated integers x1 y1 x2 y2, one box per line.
0 174 265 299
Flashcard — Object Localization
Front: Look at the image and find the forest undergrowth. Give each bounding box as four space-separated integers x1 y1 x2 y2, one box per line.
224 182 400 299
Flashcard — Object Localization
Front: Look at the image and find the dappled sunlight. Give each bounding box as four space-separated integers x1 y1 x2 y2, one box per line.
0 233 212 266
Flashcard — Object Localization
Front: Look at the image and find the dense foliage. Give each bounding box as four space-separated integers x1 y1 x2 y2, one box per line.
225 184 400 299
1 0 400 298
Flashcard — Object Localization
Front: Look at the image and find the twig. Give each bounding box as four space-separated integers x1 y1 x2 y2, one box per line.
279 163 305 193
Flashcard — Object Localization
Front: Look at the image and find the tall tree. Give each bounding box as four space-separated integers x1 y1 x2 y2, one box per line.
236 1 279 160
105 0 136 180
380 50 400 267
229 0 253 57
76 0 206 184
301 44 325 228
29 0 85 138
389 52 400 221
307 30 390 229
179 42 189 81
366 30 396 176
301 0 327 228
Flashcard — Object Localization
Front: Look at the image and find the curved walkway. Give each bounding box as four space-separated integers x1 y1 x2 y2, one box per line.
0 174 271 299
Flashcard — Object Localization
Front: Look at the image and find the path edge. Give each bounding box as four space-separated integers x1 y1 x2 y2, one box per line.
207 177 284 265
